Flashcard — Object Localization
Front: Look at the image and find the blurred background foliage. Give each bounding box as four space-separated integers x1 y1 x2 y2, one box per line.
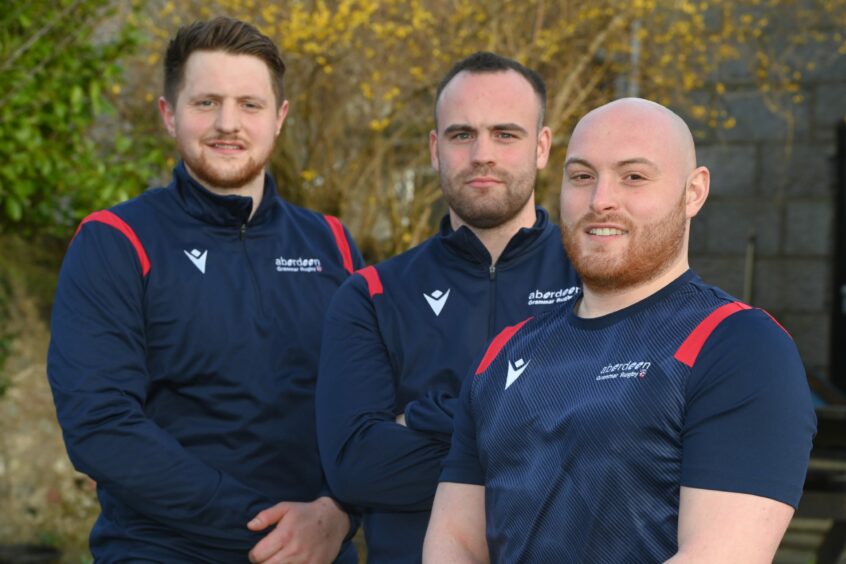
1 0 845 559
3 0 844 258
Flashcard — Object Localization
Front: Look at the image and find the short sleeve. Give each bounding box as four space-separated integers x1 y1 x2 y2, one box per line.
681 309 816 508
439 369 485 485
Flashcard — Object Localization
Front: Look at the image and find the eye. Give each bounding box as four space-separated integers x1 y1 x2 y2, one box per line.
243 101 262 110
450 131 472 141
567 171 594 183
623 172 648 183
196 99 215 108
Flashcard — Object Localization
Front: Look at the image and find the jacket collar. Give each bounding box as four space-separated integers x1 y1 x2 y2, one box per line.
170 161 278 227
438 206 552 266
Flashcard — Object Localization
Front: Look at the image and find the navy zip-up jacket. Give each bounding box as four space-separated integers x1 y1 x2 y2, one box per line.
47 162 363 562
316 208 580 562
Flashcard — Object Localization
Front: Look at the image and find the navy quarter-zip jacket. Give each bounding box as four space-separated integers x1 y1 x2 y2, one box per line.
316 208 580 562
47 162 363 562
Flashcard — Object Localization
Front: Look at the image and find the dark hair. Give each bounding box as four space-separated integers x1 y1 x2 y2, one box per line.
163 17 286 107
434 51 547 129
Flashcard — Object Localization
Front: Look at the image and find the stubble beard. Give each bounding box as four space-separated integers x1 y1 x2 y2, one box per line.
180 136 272 191
560 191 687 293
440 165 536 230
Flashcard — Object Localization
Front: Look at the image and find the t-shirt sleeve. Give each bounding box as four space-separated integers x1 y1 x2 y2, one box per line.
680 308 816 508
440 367 485 485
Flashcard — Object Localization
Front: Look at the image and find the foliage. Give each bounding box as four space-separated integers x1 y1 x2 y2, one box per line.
116 0 845 261
0 0 165 239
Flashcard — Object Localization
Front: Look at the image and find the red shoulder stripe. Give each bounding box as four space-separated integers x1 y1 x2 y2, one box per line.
475 317 533 375
74 210 151 277
674 301 751 367
323 215 354 274
356 266 383 298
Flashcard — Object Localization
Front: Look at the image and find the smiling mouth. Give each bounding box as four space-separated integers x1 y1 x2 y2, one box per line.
206 140 245 151
588 227 627 236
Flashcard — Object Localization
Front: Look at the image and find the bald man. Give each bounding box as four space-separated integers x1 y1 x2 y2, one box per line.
423 98 816 563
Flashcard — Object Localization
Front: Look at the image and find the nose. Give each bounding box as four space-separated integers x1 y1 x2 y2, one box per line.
589 175 618 214
470 134 495 167
215 100 240 134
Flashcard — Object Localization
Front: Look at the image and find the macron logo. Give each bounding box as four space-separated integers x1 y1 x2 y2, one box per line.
184 249 207 273
505 358 530 389
423 289 450 316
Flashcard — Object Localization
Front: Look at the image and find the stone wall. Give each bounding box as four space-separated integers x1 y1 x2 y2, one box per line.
686 40 846 381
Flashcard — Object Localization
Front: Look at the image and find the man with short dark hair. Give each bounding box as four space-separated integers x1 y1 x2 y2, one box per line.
47 17 361 562
316 51 580 562
423 97 816 563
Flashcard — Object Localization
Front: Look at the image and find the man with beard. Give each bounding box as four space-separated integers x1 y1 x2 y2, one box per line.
316 52 580 562
423 97 816 563
47 17 362 562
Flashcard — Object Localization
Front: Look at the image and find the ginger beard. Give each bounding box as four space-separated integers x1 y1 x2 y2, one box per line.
560 189 687 292
440 165 536 229
179 134 272 191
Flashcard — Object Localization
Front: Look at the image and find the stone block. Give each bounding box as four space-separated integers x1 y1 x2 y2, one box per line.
697 144 757 197
759 143 836 197
699 201 781 255
753 258 829 312
785 201 834 256
716 90 810 143
786 39 846 83
689 255 747 298
813 83 846 138
780 312 830 369
689 216 708 254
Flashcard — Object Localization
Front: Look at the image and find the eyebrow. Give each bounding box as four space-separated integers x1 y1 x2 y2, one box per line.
564 157 658 169
188 92 269 104
442 122 529 135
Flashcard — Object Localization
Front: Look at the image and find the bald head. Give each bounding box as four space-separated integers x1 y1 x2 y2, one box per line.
559 97 710 303
569 97 697 179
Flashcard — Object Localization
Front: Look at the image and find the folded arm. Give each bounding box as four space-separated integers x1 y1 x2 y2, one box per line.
316 276 451 511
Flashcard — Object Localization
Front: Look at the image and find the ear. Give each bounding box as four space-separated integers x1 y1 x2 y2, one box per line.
429 130 440 171
685 166 710 218
158 96 176 138
535 125 552 170
275 99 290 136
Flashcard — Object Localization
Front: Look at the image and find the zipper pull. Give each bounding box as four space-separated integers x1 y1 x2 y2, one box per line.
489 265 496 280
240 223 247 240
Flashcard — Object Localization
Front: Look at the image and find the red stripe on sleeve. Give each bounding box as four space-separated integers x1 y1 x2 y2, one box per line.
356 266 383 298
323 215 354 274
475 317 533 375
674 301 752 367
75 210 151 277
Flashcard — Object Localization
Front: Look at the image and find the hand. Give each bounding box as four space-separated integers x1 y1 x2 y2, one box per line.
395 412 406 426
247 496 349 563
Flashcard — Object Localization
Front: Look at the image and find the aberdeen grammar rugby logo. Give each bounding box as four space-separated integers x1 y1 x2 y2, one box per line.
275 256 322 273
596 360 651 381
528 286 580 306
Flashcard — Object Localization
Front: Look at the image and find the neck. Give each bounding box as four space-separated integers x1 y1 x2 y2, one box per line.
575 255 690 319
450 198 537 265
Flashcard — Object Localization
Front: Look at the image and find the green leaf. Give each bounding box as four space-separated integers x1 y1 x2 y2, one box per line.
4 198 22 222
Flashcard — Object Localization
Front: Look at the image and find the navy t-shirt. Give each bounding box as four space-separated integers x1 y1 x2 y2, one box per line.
441 270 816 563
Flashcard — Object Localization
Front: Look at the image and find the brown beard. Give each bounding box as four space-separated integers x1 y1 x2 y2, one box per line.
180 136 270 190
440 165 536 230
560 191 686 292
